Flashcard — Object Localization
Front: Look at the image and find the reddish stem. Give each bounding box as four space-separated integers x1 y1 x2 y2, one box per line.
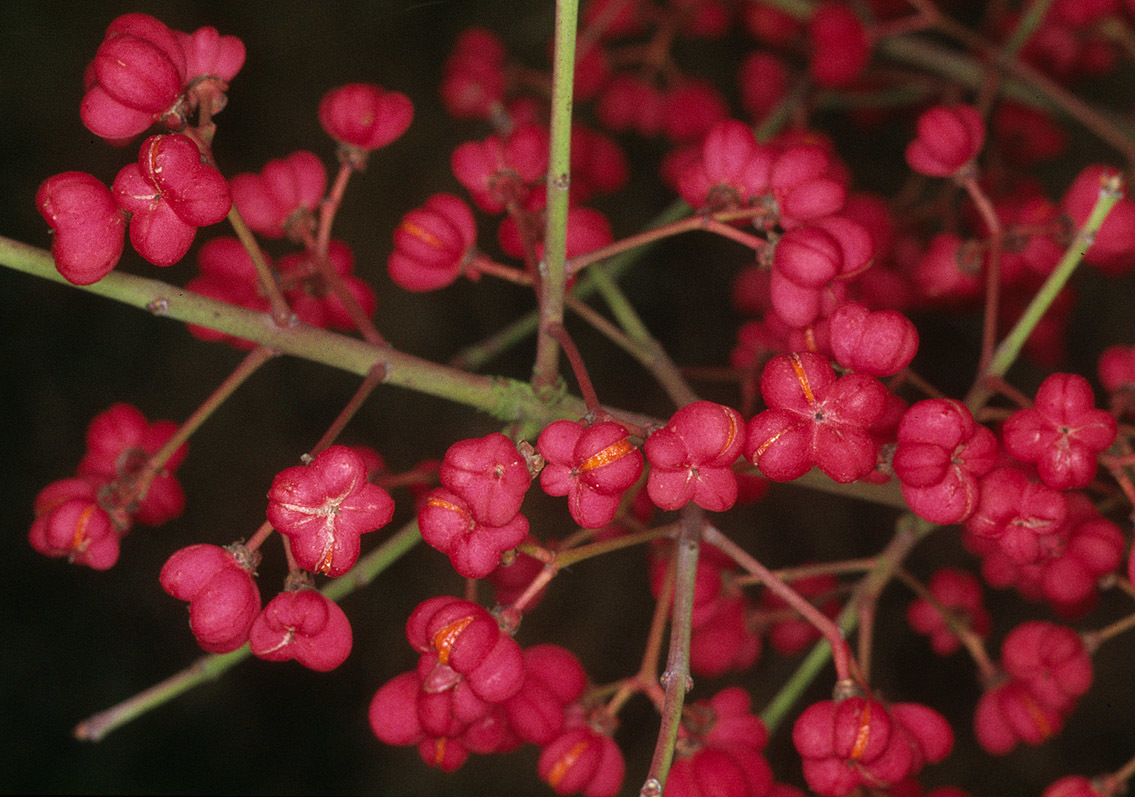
305 363 388 459
702 524 862 686
961 174 1003 377
547 322 601 414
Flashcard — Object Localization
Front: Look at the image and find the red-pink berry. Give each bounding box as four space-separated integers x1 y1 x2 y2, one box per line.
28 478 121 570
451 123 549 213
1000 621 1093 712
1001 372 1116 491
746 352 888 483
1098 344 1135 394
688 593 762 677
113 134 232 266
369 670 424 746
1039 512 1126 615
911 232 983 304
966 466 1068 564
441 28 508 120
666 746 766 797
892 398 998 525
645 401 746 512
993 102 1068 166
185 236 271 348
768 144 848 228
249 588 352 671
906 568 991 656
596 74 665 137
36 172 127 285
229 151 327 240
661 79 730 144
974 680 1063 755
266 445 395 577
829 301 919 377
1043 776 1107 797
160 543 261 653
538 420 643 528
1060 164 1135 275
406 596 525 705
569 125 629 202
176 25 246 84
793 697 952 795
81 14 187 140
318 83 413 152
905 105 986 178
539 722 625 797
809 2 871 88
739 52 790 124
77 402 187 527
439 432 531 527
417 487 530 578
792 698 896 795
504 644 588 745
277 239 377 331
388 193 477 291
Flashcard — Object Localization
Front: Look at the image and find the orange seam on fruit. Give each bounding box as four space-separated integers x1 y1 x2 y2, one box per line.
402 220 444 250
720 408 738 455
804 325 818 353
579 439 633 472
426 497 465 514
547 738 590 787
754 427 786 458
147 139 162 175
849 702 872 761
433 737 447 767
71 504 97 551
433 615 475 665
790 353 816 404
1020 690 1053 739
316 538 336 574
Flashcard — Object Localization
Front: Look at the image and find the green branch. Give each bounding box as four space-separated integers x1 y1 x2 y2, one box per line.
0 235 586 431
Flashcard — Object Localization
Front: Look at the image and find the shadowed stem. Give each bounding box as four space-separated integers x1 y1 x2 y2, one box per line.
758 513 935 733
702 524 860 685
641 504 702 793
961 175 1002 376
117 345 274 509
308 162 387 347
226 205 294 327
306 363 388 459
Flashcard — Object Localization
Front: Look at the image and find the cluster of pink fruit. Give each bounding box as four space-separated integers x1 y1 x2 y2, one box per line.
22 1 1135 795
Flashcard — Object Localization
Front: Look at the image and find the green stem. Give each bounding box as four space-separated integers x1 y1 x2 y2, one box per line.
588 264 699 408
532 0 578 394
73 521 421 741
0 235 585 432
966 173 1123 411
1000 0 1056 60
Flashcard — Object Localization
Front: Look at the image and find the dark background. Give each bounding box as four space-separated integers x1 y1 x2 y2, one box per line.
4 2 1135 795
